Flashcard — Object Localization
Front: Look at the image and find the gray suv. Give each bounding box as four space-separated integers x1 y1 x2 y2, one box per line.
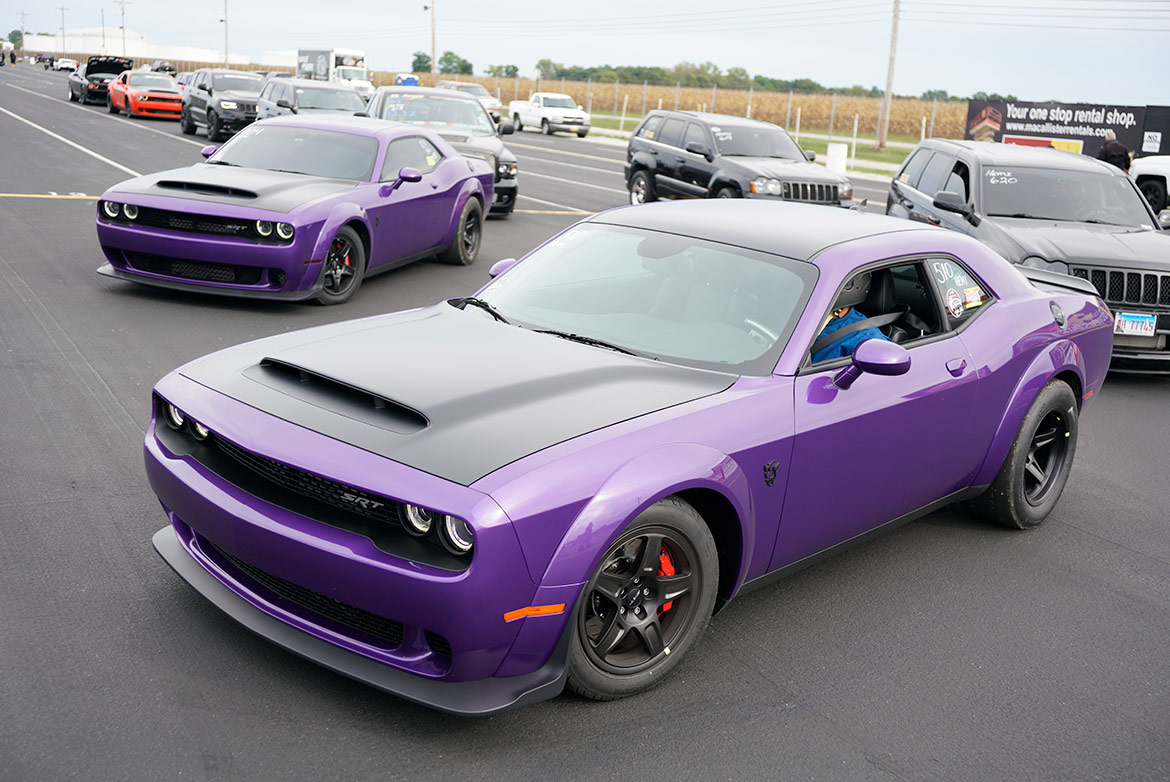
180 69 264 142
257 78 367 119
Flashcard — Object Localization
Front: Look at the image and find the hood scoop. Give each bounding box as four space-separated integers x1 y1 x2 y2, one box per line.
156 180 258 199
243 358 428 435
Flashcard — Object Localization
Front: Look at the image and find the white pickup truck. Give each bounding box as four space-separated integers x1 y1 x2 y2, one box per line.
1131 155 1169 214
508 92 590 137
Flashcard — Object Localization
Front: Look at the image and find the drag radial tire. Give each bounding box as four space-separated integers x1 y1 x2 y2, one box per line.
974 380 1078 530
314 226 366 305
567 496 718 701
438 199 483 265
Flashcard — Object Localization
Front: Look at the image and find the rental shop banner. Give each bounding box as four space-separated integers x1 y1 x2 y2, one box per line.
965 100 1145 156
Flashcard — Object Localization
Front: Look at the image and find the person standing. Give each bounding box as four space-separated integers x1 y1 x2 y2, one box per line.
1097 129 1131 172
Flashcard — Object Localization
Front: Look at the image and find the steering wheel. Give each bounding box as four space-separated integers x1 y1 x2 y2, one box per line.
742 318 779 349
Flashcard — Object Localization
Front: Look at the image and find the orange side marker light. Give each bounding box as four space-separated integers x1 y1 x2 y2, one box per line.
503 604 566 623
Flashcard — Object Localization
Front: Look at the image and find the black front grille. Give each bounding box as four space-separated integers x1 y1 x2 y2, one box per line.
134 206 255 239
782 181 838 204
1072 266 1170 307
211 543 405 648
214 436 405 528
125 251 263 284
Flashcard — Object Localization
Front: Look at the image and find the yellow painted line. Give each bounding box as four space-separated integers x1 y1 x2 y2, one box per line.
0 193 97 199
515 209 596 215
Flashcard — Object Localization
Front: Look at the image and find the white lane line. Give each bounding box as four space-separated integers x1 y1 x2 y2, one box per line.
0 69 57 86
517 194 589 212
508 141 625 164
0 105 141 176
6 83 207 148
516 154 624 178
521 170 627 196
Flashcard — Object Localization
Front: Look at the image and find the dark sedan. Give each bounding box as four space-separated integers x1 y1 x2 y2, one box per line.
67 55 133 105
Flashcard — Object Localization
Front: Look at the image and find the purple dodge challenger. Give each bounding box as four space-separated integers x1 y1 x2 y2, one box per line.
96 116 493 305
148 201 1113 714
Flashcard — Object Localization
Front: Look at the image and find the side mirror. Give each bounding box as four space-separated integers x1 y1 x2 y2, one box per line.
933 190 981 226
498 120 514 135
378 167 423 197
685 141 713 161
489 257 519 278
804 149 816 162
832 339 911 390
200 145 217 159
276 99 293 110
205 86 213 96
1158 209 1170 230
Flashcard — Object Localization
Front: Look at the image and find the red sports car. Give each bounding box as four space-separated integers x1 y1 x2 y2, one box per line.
108 71 182 119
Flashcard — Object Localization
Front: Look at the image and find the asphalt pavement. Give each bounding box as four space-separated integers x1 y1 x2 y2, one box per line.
1 66 1167 782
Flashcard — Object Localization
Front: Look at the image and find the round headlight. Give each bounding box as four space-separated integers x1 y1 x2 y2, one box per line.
162 402 185 430
255 220 273 237
275 222 294 240
403 504 434 536
123 204 139 220
190 420 210 441
442 515 474 555
103 201 121 218
840 181 854 200
767 179 781 195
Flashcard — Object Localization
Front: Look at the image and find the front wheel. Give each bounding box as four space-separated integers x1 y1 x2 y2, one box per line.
577 129 588 138
207 111 224 142
315 225 366 305
438 198 483 265
629 170 657 205
107 95 119 114
1139 179 1167 213
973 380 1078 529
541 119 552 135
567 496 718 701
180 108 196 135
68 86 78 102
714 186 740 198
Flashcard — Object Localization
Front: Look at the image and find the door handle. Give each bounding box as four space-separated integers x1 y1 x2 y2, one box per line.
946 358 967 376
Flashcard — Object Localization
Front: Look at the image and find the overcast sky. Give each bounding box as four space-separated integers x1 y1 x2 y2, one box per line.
16 0 1168 105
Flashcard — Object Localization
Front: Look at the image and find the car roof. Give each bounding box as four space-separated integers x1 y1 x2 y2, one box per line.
588 201 936 262
258 114 416 140
918 139 1122 175
646 110 779 129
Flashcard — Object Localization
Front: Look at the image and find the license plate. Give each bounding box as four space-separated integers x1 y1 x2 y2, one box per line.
1114 311 1157 337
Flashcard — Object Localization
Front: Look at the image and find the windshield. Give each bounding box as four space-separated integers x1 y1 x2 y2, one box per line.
714 124 805 159
212 73 262 92
336 67 369 81
129 73 176 89
982 166 1154 226
378 93 496 135
211 125 378 180
455 83 491 97
542 96 576 108
478 224 816 374
296 87 367 112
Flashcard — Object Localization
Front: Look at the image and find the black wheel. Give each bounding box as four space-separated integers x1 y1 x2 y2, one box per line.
207 111 224 142
566 496 718 701
107 95 119 114
68 85 78 102
541 118 552 135
577 129 588 138
314 225 366 305
513 114 523 132
714 186 739 198
974 380 1078 530
180 108 196 135
629 170 657 205
438 198 483 265
1139 178 1167 213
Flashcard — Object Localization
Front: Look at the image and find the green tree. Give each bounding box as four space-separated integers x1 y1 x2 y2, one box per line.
485 64 518 78
438 50 473 74
7 30 22 49
723 67 751 89
534 58 562 79
411 51 431 73
921 89 950 100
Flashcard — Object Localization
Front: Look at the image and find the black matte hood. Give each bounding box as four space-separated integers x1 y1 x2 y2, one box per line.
987 218 1170 272
436 132 503 172
178 304 734 485
107 166 359 214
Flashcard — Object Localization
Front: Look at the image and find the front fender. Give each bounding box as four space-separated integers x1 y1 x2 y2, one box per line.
310 203 369 261
709 173 742 197
539 443 753 591
971 338 1085 487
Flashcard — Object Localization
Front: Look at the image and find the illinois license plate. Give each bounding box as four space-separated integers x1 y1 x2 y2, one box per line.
1114 311 1157 337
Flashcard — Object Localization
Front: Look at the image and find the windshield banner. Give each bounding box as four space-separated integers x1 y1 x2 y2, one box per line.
965 100 1145 157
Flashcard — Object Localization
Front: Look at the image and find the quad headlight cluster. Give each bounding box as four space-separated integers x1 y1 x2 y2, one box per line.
255 220 295 240
102 200 139 220
160 399 211 441
403 503 475 555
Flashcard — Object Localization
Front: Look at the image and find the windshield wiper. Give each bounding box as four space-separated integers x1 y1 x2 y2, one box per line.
457 297 510 324
205 160 240 166
987 213 1066 220
535 329 650 357
266 168 309 176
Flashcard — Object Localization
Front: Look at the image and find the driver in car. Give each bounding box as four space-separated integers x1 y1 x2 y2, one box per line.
811 271 889 363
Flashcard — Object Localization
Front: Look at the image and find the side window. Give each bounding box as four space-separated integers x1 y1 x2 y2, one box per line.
636 115 663 140
683 122 707 151
926 258 993 329
942 161 971 202
916 153 954 198
657 118 686 148
896 149 933 189
260 82 274 100
278 83 293 104
380 136 444 181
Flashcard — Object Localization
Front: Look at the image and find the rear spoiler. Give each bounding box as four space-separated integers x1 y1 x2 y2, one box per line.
1017 265 1099 297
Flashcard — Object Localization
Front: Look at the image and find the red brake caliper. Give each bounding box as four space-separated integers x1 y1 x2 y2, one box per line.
657 547 675 615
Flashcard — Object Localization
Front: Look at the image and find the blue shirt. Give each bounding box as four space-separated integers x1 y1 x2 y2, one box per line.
811 308 889 363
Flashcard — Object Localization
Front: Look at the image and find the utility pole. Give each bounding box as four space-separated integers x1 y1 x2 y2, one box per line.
18 11 28 52
222 0 229 66
116 0 129 58
876 0 900 151
430 1 436 86
56 6 68 55
100 9 105 51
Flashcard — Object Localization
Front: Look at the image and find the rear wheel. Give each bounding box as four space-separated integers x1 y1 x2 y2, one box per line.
513 113 523 132
974 380 1078 529
315 226 366 305
1139 178 1167 213
567 496 718 701
439 199 483 265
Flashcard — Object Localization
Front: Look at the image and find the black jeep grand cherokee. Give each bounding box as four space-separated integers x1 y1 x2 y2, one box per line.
625 110 853 206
